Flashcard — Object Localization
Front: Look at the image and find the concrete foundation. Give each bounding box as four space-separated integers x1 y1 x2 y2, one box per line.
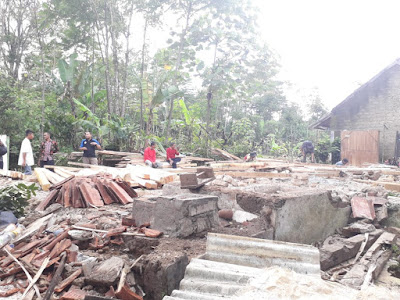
162 183 351 244
132 194 219 238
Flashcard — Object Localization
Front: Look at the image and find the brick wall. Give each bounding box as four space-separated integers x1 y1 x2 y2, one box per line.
330 65 400 162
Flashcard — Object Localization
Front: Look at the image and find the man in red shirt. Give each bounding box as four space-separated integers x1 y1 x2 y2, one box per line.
144 141 162 168
166 142 181 168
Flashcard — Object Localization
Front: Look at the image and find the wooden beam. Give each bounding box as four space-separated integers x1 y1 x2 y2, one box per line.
215 172 291 178
34 168 51 191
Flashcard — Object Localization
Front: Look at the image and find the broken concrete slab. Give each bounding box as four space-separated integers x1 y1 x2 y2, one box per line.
319 229 383 271
341 232 397 288
196 185 351 244
351 196 376 220
86 257 124 286
133 194 219 238
375 205 388 222
382 196 400 228
232 210 258 223
341 221 376 237
135 253 189 300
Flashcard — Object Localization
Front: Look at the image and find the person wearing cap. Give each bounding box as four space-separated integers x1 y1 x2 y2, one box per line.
144 141 162 168
166 142 181 168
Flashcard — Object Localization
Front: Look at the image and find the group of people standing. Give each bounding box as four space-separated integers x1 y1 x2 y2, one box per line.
1 129 182 174
16 130 60 175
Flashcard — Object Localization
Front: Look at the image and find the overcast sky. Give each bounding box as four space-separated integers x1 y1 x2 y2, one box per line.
254 0 400 109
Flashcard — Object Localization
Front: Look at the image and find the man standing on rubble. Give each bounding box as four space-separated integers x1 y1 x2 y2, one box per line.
166 142 181 168
18 130 35 175
79 131 101 165
301 141 315 163
0 139 7 170
39 132 59 168
144 141 162 168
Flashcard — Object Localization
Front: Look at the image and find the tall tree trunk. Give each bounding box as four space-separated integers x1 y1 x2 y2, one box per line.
121 0 135 117
165 2 192 142
32 3 45 140
91 0 112 117
139 18 148 131
103 2 113 115
205 39 219 155
109 2 120 116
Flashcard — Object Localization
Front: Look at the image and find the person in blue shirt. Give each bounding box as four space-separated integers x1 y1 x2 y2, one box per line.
335 158 349 166
79 132 101 165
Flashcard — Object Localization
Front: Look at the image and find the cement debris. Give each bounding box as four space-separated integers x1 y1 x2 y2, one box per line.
1 157 400 299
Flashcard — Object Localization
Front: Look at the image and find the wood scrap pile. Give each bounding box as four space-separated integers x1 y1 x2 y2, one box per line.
0 213 160 299
319 195 399 288
36 174 137 211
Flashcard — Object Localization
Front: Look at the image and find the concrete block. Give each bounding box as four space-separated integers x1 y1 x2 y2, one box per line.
138 253 189 300
86 257 124 286
132 198 156 227
273 190 351 244
152 195 219 238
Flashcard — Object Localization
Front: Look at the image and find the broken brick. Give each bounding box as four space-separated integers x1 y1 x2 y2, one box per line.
351 196 376 220
122 216 136 227
115 284 143 300
60 288 87 300
106 226 127 237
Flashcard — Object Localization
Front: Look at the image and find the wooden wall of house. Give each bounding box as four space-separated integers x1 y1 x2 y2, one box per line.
329 64 400 162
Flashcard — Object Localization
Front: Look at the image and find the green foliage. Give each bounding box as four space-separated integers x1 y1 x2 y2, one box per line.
0 184 38 217
314 136 340 164
331 137 341 164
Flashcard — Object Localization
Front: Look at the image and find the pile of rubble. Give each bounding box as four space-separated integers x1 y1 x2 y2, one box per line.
0 203 163 299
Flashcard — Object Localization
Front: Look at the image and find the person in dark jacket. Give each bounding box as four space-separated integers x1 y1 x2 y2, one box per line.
301 141 315 163
0 139 7 170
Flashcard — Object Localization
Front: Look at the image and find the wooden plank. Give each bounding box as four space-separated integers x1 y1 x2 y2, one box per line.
215 171 291 178
34 168 51 191
341 130 379 167
212 148 241 160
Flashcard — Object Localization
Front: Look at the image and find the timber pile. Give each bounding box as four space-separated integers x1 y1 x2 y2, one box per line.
0 213 158 299
0 169 26 180
36 174 136 210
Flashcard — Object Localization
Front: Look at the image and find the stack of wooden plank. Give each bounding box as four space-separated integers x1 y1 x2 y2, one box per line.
67 163 177 189
36 174 136 211
0 169 26 180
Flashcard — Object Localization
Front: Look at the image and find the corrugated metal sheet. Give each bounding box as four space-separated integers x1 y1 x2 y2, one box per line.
164 258 263 300
341 130 379 166
163 233 321 299
204 233 320 275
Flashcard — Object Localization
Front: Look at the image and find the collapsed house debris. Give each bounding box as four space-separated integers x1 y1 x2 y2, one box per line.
1 154 400 299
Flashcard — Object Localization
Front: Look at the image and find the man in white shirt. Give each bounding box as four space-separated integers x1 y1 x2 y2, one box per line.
18 130 35 175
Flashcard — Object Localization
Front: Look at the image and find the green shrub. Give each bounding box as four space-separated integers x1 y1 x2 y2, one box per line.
0 183 38 217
